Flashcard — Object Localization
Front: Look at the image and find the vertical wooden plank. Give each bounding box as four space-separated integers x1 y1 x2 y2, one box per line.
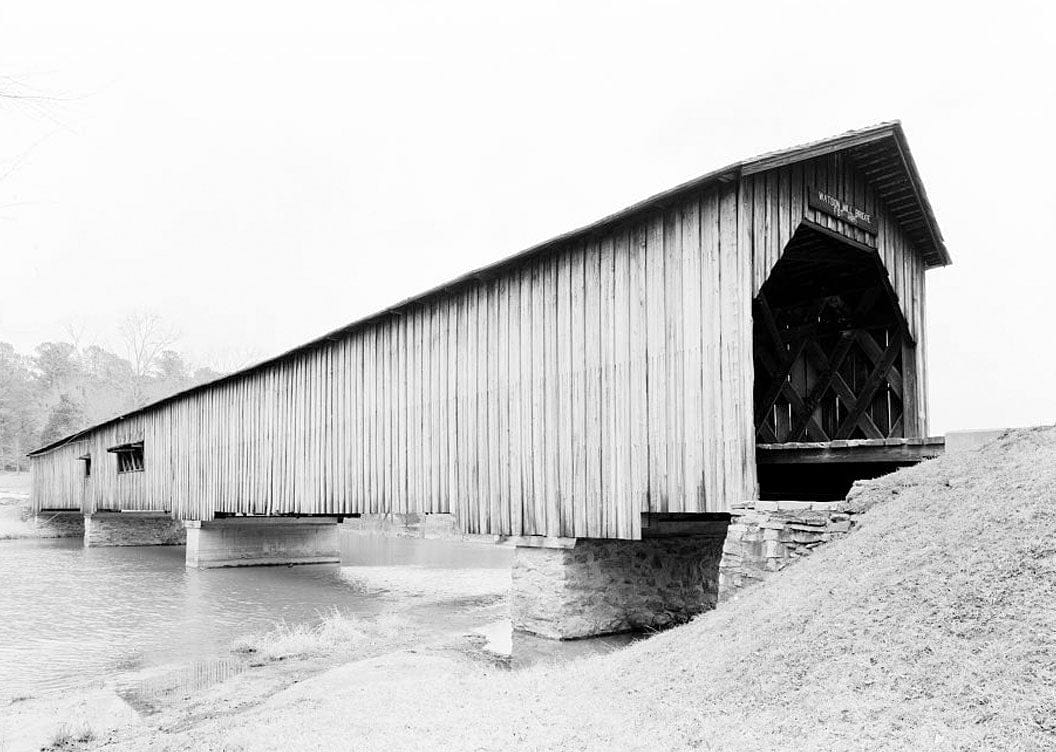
752 174 767 291
599 237 616 536
527 263 544 536
569 245 587 538
487 282 500 533
457 294 470 530
663 209 684 513
681 197 704 511
612 229 631 537
518 267 534 535
790 161 804 249
543 258 561 538
556 253 573 537
495 280 509 533
583 240 603 538
507 273 523 536
778 165 791 256
645 213 667 515
437 301 449 514
719 183 745 509
475 284 489 534
445 300 458 517
628 223 648 536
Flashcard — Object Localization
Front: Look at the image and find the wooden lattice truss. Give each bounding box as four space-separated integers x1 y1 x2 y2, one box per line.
754 240 914 443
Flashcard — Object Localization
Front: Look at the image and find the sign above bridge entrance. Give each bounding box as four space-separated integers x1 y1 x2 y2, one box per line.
807 186 878 234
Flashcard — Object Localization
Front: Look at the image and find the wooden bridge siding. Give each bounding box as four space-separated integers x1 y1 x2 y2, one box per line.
29 157 930 534
28 440 86 511
743 153 929 435
30 184 750 533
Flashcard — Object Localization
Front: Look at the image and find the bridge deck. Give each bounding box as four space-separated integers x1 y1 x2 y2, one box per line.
756 437 945 465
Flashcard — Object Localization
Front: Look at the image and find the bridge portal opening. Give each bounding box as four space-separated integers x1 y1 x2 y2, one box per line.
752 222 919 501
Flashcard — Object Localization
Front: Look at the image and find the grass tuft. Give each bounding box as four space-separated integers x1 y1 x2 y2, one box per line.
43 721 95 750
231 610 412 663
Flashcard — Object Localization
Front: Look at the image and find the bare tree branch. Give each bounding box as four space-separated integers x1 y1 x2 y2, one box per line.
118 312 180 407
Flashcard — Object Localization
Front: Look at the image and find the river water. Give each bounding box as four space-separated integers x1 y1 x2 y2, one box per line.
0 532 634 703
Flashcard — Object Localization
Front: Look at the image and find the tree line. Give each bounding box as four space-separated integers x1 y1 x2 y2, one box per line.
0 314 228 471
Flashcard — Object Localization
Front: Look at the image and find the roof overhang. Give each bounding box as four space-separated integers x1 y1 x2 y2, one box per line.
741 122 950 268
106 441 143 454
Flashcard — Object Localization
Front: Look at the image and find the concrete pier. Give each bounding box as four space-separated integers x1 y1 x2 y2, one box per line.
184 517 341 569
84 511 186 547
511 526 726 639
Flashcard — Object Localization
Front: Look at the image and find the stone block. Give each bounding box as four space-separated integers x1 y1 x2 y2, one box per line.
84 512 186 547
717 498 862 602
776 500 814 511
763 540 785 559
511 536 723 639
32 511 85 538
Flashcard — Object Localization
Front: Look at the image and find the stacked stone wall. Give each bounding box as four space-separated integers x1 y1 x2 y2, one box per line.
512 535 724 639
84 512 186 547
718 500 856 601
31 511 86 538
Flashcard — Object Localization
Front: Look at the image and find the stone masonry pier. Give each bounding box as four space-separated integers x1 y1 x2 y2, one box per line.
185 517 341 569
512 524 727 639
84 511 186 547
718 499 857 601
31 510 85 539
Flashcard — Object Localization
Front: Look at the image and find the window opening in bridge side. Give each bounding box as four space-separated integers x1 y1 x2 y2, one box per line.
108 441 145 474
78 453 91 478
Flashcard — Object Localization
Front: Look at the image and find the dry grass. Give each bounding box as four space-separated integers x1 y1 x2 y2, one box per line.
231 610 416 663
43 721 95 750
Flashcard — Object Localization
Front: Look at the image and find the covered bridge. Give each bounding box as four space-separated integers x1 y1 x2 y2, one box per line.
29 122 948 636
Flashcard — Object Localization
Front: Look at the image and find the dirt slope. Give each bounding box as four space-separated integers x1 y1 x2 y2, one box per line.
107 427 1056 752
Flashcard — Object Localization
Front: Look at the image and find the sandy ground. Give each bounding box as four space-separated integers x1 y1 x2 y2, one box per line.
0 565 512 752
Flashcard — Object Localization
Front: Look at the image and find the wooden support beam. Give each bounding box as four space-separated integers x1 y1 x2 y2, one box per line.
756 437 944 465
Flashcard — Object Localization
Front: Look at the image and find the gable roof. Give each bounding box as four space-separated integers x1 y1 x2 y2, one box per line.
741 121 949 267
29 120 949 457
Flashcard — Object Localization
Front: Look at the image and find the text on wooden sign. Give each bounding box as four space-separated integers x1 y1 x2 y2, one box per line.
807 187 878 234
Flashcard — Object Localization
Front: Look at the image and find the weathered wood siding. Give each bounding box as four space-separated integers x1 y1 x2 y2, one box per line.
30 154 930 538
29 440 87 510
742 152 929 434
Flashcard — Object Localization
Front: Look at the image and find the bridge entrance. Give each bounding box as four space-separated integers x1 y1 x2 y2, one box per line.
752 222 935 500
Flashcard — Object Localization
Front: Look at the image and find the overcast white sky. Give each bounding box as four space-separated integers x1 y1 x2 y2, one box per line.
1 0 1053 434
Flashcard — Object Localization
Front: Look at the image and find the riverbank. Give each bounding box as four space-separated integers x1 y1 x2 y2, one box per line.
7 428 1054 750
88 427 1056 751
0 563 513 752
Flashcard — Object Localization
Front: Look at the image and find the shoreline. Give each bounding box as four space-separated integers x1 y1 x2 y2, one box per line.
1 575 513 752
